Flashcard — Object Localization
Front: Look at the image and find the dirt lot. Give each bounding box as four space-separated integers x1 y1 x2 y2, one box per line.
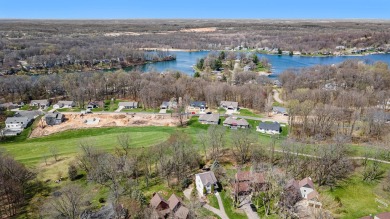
30 113 180 138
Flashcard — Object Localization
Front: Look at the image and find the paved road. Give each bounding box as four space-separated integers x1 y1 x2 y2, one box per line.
273 149 390 164
273 89 284 104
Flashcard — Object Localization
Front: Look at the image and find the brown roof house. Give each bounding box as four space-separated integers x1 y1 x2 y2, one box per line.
285 177 322 208
195 171 219 197
223 116 249 129
232 171 267 196
150 193 190 219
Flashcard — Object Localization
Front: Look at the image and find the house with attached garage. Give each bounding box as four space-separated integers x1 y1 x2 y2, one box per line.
220 101 239 114
160 101 177 110
188 101 207 113
30 99 50 109
195 171 219 197
223 116 249 129
118 101 138 109
45 113 65 125
5 117 31 131
53 101 75 109
272 106 288 116
257 121 281 134
285 177 322 208
198 114 219 125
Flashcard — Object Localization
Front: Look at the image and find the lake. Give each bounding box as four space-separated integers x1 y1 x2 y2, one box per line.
131 51 390 78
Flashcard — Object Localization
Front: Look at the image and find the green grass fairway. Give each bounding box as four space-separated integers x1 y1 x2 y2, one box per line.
1 126 173 166
325 172 390 218
235 108 263 118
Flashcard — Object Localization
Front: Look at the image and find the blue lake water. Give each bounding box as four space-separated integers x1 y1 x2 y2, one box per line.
133 51 390 78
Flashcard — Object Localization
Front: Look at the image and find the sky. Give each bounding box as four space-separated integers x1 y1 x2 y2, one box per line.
1 0 390 19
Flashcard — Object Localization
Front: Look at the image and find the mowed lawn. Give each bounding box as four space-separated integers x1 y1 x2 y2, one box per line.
325 172 390 219
0 126 174 166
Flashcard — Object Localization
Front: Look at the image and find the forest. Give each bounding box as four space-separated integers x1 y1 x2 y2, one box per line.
1 19 390 74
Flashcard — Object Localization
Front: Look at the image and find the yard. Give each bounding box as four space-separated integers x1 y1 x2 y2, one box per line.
324 170 390 218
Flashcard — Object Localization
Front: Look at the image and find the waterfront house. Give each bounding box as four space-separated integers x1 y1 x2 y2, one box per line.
257 122 281 134
223 116 249 129
198 114 219 125
30 99 50 109
118 101 138 109
195 171 219 197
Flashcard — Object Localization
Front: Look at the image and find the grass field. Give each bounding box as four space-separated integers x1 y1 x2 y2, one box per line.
325 168 390 218
235 108 263 118
1 126 173 166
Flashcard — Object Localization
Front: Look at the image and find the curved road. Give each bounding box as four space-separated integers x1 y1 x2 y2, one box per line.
273 89 285 104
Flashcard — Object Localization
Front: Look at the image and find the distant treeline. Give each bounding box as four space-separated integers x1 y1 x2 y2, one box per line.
1 20 390 74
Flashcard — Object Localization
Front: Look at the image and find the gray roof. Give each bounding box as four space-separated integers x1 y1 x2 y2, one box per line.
5 117 29 124
56 101 74 105
45 112 63 120
31 99 49 105
199 114 219 123
0 102 18 108
223 117 249 126
14 110 42 120
220 101 238 108
196 171 218 186
118 102 138 107
190 101 206 108
273 106 287 114
258 122 281 132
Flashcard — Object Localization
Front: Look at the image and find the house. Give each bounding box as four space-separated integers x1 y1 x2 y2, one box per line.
118 101 138 109
375 212 390 219
0 102 19 110
150 193 170 218
14 110 42 121
45 113 64 126
220 101 239 113
195 171 219 197
5 117 31 131
198 114 219 125
223 116 249 129
232 171 266 196
188 101 207 113
150 193 190 219
257 122 281 134
30 99 50 109
272 106 288 115
87 101 100 109
160 101 177 110
53 101 75 109
243 65 251 72
286 177 322 208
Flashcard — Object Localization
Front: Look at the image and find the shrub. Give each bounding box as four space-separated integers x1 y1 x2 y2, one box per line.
68 165 78 181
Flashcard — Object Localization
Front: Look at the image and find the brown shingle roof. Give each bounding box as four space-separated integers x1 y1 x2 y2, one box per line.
175 206 190 219
376 212 390 219
299 177 314 189
150 193 169 210
233 182 251 193
306 190 319 201
236 171 251 182
168 194 182 211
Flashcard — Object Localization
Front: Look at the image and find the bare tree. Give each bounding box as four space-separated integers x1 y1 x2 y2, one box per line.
207 125 226 161
231 129 256 164
48 185 85 219
49 145 59 162
117 134 131 157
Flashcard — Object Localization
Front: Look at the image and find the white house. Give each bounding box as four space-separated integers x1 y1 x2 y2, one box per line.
30 99 50 109
220 101 239 114
195 171 218 197
5 117 30 131
53 101 75 109
256 122 281 134
118 101 138 109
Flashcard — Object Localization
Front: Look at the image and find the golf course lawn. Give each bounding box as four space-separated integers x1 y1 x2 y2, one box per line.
0 126 174 166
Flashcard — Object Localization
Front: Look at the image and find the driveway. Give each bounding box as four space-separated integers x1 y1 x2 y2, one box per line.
239 196 260 219
115 106 124 112
183 188 229 219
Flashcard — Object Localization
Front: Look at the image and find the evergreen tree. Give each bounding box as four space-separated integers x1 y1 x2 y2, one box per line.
193 71 200 78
